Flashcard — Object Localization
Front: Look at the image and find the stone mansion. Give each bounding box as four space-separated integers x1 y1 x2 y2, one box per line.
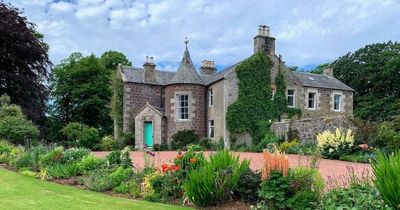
118 25 354 149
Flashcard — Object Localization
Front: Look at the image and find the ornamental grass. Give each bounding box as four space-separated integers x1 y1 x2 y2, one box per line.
261 149 289 180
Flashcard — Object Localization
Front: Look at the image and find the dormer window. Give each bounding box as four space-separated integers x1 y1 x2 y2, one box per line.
177 94 189 120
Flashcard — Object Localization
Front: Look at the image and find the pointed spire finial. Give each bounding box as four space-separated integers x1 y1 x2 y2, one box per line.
184 37 189 49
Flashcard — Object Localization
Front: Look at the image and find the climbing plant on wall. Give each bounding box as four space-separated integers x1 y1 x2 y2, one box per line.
110 70 124 140
226 51 300 144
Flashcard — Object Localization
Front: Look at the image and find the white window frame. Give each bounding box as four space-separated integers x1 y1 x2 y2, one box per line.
177 94 189 120
332 91 342 112
287 89 295 108
307 90 317 110
208 89 213 107
208 120 215 138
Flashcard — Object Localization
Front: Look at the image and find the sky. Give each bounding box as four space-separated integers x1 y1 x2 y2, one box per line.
9 0 400 71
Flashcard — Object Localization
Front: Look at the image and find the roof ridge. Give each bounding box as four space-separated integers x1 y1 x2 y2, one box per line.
167 46 204 85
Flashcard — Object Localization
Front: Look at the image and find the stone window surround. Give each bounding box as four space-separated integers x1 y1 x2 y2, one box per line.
307 88 318 111
287 88 295 108
173 91 193 122
332 90 343 112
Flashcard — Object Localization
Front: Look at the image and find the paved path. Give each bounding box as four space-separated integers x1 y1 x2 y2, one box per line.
94 151 372 187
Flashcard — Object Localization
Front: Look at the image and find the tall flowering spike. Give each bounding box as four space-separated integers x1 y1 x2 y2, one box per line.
262 149 289 180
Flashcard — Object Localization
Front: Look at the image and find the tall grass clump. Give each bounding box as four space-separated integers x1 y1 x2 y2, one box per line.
372 150 400 209
183 150 249 207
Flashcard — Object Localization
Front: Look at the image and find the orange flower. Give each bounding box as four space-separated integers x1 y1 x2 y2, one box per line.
169 165 180 171
176 154 183 160
262 149 289 180
189 157 197 163
161 163 169 172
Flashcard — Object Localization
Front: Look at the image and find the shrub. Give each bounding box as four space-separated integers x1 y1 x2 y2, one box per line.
376 124 400 152
173 145 205 179
83 168 114 192
0 140 14 163
198 137 212 150
39 146 64 168
28 145 49 171
235 169 261 203
286 142 317 155
278 140 299 153
106 147 132 168
183 150 250 206
0 116 39 145
0 102 39 145
372 151 400 209
253 132 279 152
7 146 25 167
113 180 140 197
319 183 389 209
61 122 100 150
258 171 291 210
101 135 120 151
106 150 121 166
152 143 168 151
14 152 31 170
287 190 319 210
317 128 356 159
170 130 199 150
47 163 79 179
60 147 90 164
289 166 324 195
108 166 132 187
142 171 182 203
78 154 104 173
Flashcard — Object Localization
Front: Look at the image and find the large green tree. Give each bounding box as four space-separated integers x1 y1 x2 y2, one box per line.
100 51 131 71
0 3 51 126
50 53 112 135
331 41 400 121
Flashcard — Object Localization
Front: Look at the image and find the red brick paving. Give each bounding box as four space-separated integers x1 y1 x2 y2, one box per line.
93 151 372 185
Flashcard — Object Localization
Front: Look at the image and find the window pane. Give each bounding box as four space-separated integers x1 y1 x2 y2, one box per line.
308 92 315 109
288 89 294 96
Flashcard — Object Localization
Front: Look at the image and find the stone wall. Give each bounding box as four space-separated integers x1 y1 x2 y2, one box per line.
271 116 355 142
123 83 163 134
164 84 206 142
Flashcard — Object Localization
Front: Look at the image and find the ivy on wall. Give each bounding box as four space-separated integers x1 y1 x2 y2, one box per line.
226 51 300 144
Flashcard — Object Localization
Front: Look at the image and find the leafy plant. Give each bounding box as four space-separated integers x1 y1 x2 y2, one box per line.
60 147 90 164
83 168 114 192
278 140 299 153
317 128 356 159
108 166 132 187
170 130 199 150
113 180 140 197
289 166 324 195
78 154 104 173
47 163 79 179
319 183 390 210
285 142 317 155
101 135 120 151
183 150 250 206
372 151 400 209
287 190 319 210
235 169 261 203
61 122 100 150
258 171 291 210
39 146 64 168
376 124 400 152
142 171 182 203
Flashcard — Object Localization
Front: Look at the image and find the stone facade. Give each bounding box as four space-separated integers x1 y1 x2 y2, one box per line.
165 84 206 142
271 116 356 142
123 83 163 134
134 104 166 148
119 25 355 149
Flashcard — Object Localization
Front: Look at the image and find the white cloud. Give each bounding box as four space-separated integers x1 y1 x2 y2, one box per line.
8 0 400 70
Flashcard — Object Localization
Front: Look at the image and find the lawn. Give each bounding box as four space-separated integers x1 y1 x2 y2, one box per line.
0 168 191 210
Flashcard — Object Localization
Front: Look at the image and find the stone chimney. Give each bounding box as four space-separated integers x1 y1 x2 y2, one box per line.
323 67 334 77
254 25 275 55
143 56 156 83
199 60 217 75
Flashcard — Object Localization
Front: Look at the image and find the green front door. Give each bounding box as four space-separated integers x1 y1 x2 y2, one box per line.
144 122 153 147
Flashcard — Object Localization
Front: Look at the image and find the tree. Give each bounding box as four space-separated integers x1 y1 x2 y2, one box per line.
100 51 131 71
0 94 39 145
51 53 112 135
0 3 51 126
331 41 400 121
310 63 330 74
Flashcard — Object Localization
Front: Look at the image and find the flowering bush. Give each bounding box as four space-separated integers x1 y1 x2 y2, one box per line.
261 149 289 180
317 128 356 159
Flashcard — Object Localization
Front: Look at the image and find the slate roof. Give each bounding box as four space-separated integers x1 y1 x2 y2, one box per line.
167 47 204 85
289 71 354 91
121 66 175 85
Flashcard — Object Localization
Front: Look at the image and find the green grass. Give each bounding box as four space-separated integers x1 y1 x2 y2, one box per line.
0 168 191 210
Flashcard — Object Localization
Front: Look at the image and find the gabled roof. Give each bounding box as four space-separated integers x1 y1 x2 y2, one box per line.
121 66 175 85
136 102 165 117
289 71 355 91
167 46 204 85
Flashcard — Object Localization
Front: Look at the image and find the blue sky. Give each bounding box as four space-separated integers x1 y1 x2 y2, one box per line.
9 0 400 71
